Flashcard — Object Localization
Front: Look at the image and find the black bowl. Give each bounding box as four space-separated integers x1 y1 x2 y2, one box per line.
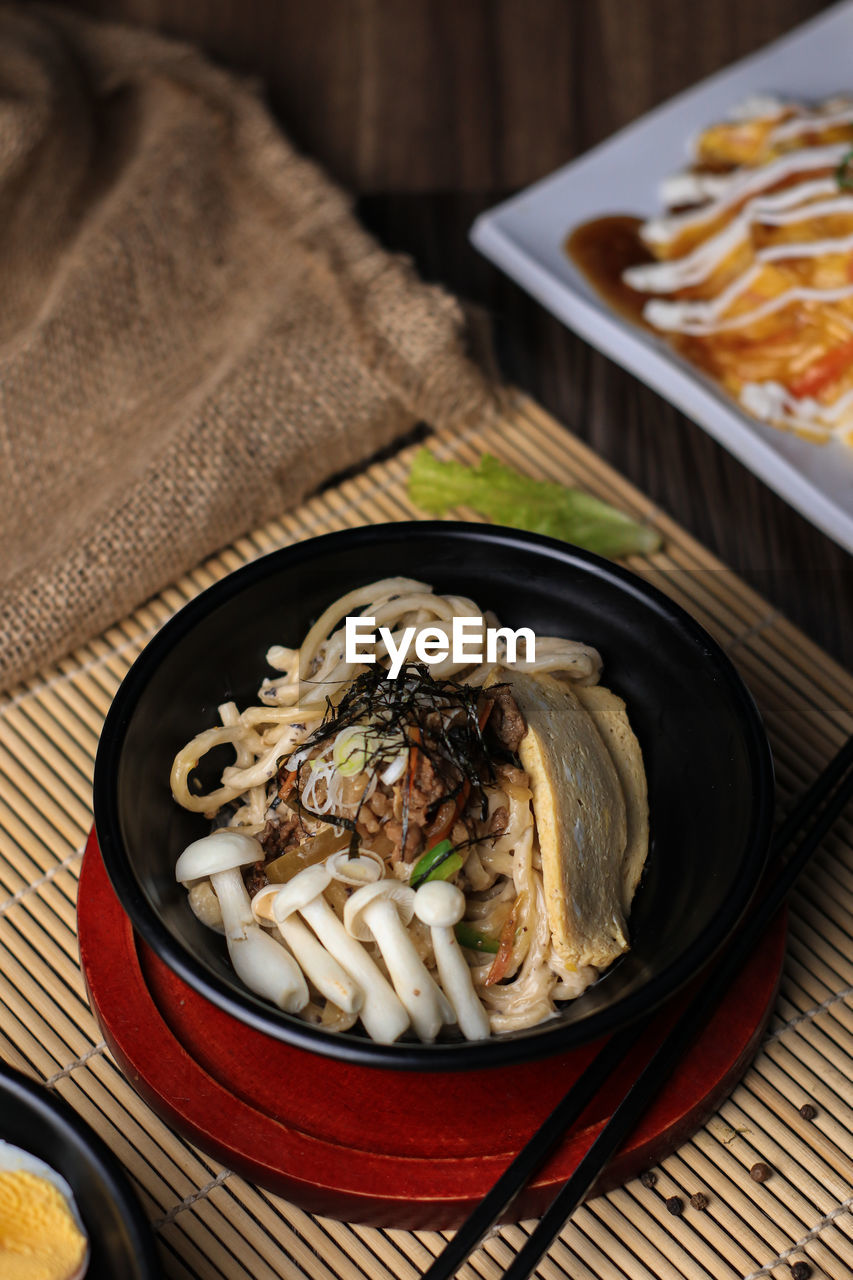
0 1061 160 1279
94 522 773 1070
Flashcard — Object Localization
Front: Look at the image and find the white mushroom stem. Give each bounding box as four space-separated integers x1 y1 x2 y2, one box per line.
345 882 454 1043
414 881 491 1040
273 865 410 1044
175 832 309 1013
252 885 363 1015
211 867 309 1013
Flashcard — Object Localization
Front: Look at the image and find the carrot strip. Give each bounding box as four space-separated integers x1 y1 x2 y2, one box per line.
278 770 297 801
485 901 519 986
424 779 471 845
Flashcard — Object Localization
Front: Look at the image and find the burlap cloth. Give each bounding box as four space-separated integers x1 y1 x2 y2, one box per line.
0 4 496 692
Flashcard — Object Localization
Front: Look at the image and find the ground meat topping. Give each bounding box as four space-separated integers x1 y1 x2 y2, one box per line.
359 807 381 834
368 787 392 817
385 819 424 862
451 820 469 845
483 684 527 754
260 812 302 860
408 750 449 828
243 860 268 898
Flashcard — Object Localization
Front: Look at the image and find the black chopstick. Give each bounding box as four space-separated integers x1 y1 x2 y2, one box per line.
423 734 853 1280
419 1020 640 1280
503 744 853 1280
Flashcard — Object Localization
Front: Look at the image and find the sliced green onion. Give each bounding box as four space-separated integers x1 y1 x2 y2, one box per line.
454 923 500 954
410 839 463 889
332 726 371 777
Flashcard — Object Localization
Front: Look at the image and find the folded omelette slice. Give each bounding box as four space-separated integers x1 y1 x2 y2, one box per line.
493 668 649 971
574 683 649 918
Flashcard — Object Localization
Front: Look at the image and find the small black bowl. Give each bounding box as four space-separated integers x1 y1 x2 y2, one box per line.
0 1060 160 1278
94 522 774 1070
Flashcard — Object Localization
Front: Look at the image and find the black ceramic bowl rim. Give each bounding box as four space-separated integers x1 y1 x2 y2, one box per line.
94 522 774 1071
0 1060 160 1278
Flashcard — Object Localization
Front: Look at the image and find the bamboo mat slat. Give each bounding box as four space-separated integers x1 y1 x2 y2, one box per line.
1 388 852 1280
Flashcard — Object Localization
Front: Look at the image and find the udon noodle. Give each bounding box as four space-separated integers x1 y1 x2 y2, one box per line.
171 577 647 1042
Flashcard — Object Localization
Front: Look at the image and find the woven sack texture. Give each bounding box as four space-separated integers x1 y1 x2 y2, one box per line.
0 3 495 690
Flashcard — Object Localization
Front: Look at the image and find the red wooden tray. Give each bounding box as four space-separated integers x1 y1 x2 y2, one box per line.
78 829 785 1229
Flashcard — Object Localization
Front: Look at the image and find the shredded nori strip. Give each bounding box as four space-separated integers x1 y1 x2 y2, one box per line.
282 663 507 856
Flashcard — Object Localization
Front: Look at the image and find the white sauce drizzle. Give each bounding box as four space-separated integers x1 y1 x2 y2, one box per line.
659 172 731 207
770 102 853 145
624 179 844 293
758 193 853 225
641 143 850 247
758 230 853 262
645 283 853 336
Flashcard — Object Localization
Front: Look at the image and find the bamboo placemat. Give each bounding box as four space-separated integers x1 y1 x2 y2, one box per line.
1 389 852 1280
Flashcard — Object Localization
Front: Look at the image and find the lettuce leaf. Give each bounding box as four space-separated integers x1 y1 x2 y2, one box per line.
407 450 661 558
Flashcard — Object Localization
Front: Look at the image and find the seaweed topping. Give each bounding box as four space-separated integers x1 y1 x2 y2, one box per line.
279 663 513 857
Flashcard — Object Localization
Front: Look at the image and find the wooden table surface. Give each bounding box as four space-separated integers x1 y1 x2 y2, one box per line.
65 0 853 669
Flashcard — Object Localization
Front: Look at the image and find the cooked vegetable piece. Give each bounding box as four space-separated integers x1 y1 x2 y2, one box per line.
414 882 491 1040
410 839 464 889
252 884 363 1014
266 828 349 883
454 923 500 953
345 881 454 1041
485 898 521 986
836 147 853 190
407 450 661 557
274 863 410 1043
176 832 309 1012
423 779 470 846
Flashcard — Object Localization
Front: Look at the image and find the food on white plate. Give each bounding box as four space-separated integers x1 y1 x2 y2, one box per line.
0 1139 88 1279
569 95 853 444
171 577 649 1042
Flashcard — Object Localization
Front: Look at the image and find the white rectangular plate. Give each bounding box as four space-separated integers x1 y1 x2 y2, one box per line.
471 1 853 553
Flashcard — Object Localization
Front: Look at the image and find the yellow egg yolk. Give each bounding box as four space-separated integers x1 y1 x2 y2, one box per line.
0 1169 87 1280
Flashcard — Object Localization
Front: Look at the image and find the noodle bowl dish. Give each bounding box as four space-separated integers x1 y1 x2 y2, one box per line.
94 523 773 1069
